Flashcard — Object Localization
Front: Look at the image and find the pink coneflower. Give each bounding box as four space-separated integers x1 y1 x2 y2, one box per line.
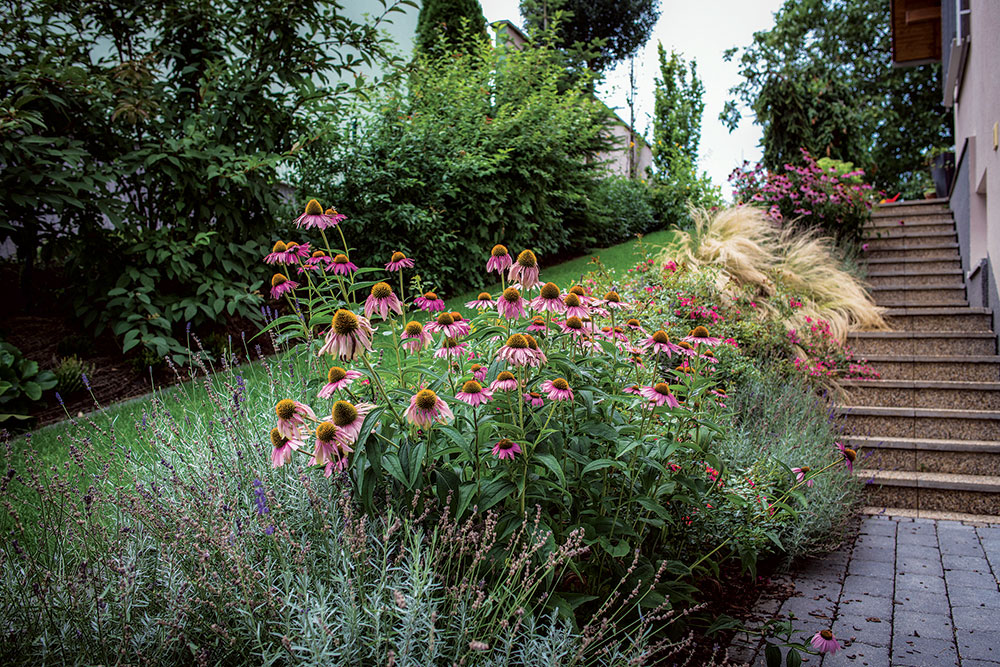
487 244 513 275
470 363 488 382
466 292 495 309
624 317 644 332
300 250 333 273
435 337 468 359
447 312 471 337
275 399 316 440
523 334 547 366
540 378 573 402
527 316 548 333
295 199 339 230
623 384 642 395
676 341 697 357
602 291 630 310
456 379 494 406
601 326 628 343
559 316 587 337
318 366 363 398
699 349 718 364
683 325 722 347
265 241 301 265
490 371 518 392
492 438 521 460
324 207 347 226
497 334 535 366
640 330 683 357
639 382 681 408
364 282 403 321
414 291 445 312
837 442 857 473
331 400 375 444
270 427 304 469
810 630 840 655
523 391 544 407
561 293 589 319
318 310 374 361
530 282 565 313
425 311 465 338
405 389 454 427
508 250 540 290
385 251 415 272
497 287 526 320
310 421 352 477
792 466 815 487
270 273 298 299
400 320 433 352
330 253 358 276
567 285 592 304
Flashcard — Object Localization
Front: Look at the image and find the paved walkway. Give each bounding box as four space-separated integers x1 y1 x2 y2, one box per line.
730 514 1000 666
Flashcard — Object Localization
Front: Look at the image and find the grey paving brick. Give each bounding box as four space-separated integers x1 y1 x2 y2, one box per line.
837 593 892 619
893 587 952 616
842 574 894 599
976 525 1000 540
952 604 996 631
793 577 842 602
843 558 894 579
942 553 990 571
896 556 944 577
822 641 890 667
896 531 938 547
897 520 936 535
957 627 1000 662
859 519 897 537
781 594 836 624
945 569 999 589
832 613 891 648
959 659 1000 667
851 544 895 563
947 584 1000 609
940 535 986 554
891 635 959 666
895 571 947 594
892 610 953 641
895 544 939 561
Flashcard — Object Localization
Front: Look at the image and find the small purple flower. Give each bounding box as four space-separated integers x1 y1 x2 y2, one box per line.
253 480 270 516
81 374 91 391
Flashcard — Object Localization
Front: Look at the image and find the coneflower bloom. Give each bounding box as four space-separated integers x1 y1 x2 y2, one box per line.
623 384 642 395
466 292 495 309
318 309 374 361
508 250 540 290
639 383 681 408
456 379 493 406
530 282 565 313
601 326 628 343
448 312 471 337
523 334 547 366
624 318 644 331
318 366 363 398
699 348 718 364
385 251 415 272
270 273 298 299
492 438 521 460
301 250 334 272
602 291 630 310
310 421 352 476
792 466 815 487
405 389 454 427
414 291 445 312
497 334 534 366
425 312 464 338
275 399 316 440
435 337 468 359
364 282 403 321
324 207 347 226
560 316 588 338
331 400 376 444
527 316 547 333
285 241 312 260
837 442 857 472
683 325 723 347
640 330 683 357
497 287 526 320
561 293 589 319
271 427 304 469
568 285 591 303
676 341 698 357
490 371 518 392
674 363 695 375
330 253 358 276
810 630 840 655
541 378 573 402
523 391 544 407
296 199 336 230
470 363 488 382
487 244 513 275
400 320 433 352
265 241 300 265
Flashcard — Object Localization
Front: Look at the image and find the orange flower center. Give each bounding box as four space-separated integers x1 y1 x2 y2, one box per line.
569 285 586 297
523 334 539 350
496 371 516 382
652 331 669 344
304 199 323 215
654 382 671 395
516 249 537 267
564 294 581 308
423 292 438 301
271 273 288 287
371 282 393 299
332 400 358 426
391 251 406 263
270 428 286 448
552 378 569 390
502 287 521 303
442 337 460 348
505 334 528 349
843 447 857 462
316 421 337 442
436 312 455 325
327 366 347 383
491 244 509 257
312 250 326 258
415 389 438 410
275 399 296 420
404 321 424 335
540 282 560 299
604 291 621 302
470 364 482 373
690 326 710 338
461 380 482 393
332 309 359 335
565 317 583 330
271 241 287 253
820 630 833 640
497 438 515 451
626 318 640 327
334 254 350 264
450 312 463 322
477 292 492 301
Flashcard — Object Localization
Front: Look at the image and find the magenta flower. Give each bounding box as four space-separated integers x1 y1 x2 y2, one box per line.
265 241 303 265
270 427 304 469
385 251 415 272
466 292 495 309
497 334 535 366
470 364 488 382
559 316 588 338
624 317 644 332
561 293 589 319
523 334 547 367
522 391 544 408
623 384 642 395
330 253 359 276
275 399 316 440
405 389 454 427
425 312 466 338
497 287 527 320
447 312 471 337
530 282 566 313
527 317 548 333
295 199 340 230
305 250 334 271
490 371 518 392
639 383 681 408
401 321 433 352
602 291 630 310
434 337 468 359
491 438 521 460
508 250 540 290
639 330 682 356
456 379 494 406
364 282 403 321
318 366 363 398
487 244 513 275
414 291 446 312
792 466 815 487
270 273 299 299
540 378 573 402
810 630 840 655
837 442 857 473
601 326 628 343
309 421 352 476
330 400 375 445
318 310 374 361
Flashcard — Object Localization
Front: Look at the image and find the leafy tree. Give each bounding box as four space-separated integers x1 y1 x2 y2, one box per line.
652 45 704 170
520 0 661 72
721 0 951 197
415 0 488 53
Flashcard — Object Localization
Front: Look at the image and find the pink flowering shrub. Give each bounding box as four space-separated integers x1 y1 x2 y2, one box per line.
729 148 876 241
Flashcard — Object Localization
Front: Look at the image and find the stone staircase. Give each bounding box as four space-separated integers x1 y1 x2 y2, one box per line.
837 199 1000 518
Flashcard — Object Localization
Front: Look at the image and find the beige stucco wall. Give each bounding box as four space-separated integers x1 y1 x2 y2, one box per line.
597 122 655 178
954 1 1000 287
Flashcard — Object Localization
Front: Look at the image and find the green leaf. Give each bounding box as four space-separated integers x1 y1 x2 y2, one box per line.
764 643 782 667
533 453 566 488
786 649 802 667
581 458 623 475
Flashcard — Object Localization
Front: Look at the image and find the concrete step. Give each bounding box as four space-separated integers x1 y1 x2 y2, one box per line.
870 284 967 307
858 469 1000 515
865 256 962 274
883 306 993 332
845 435 1000 476
864 243 960 261
862 231 957 250
860 506 1000 524
866 270 964 288
840 379 1000 411
866 221 956 235
847 331 996 356
839 405 1000 440
873 199 949 216
867 213 954 227
861 354 1000 381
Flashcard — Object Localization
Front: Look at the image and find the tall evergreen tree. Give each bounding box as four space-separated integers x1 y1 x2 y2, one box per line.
416 0 488 53
652 45 704 173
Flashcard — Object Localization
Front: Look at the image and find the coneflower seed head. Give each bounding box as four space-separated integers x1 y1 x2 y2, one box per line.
505 334 528 349
304 199 323 215
516 249 537 267
540 282 560 299
491 244 509 257
332 309 360 335
275 399 296 420
332 400 358 426
316 421 337 442
327 366 347 383
415 389 438 410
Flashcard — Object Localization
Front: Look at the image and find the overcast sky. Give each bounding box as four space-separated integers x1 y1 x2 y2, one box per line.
478 0 787 194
